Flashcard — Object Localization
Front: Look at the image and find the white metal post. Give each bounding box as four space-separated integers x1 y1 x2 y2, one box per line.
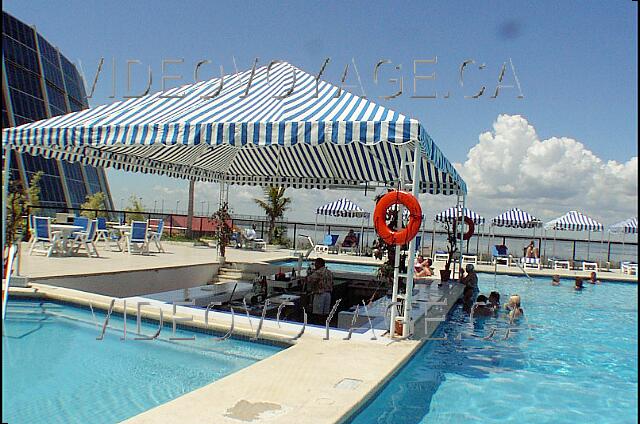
2 145 11 265
402 142 422 337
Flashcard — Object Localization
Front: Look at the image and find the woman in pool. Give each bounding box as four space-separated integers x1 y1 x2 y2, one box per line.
505 294 524 322
574 277 584 290
551 275 561 286
588 272 599 284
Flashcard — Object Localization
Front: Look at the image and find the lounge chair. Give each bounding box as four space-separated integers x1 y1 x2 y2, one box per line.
462 254 478 265
339 233 360 255
125 220 150 255
582 261 598 272
148 219 165 253
621 261 638 275
433 250 449 263
520 257 541 270
314 234 339 254
491 245 510 266
72 219 99 257
28 217 63 257
553 260 570 270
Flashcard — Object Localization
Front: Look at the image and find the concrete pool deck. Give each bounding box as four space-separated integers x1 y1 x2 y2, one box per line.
6 241 636 423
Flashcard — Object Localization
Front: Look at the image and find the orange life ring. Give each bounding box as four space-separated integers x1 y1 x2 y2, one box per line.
463 216 475 240
374 191 422 245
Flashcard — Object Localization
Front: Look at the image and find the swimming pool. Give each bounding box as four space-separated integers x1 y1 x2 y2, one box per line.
349 275 638 423
270 259 379 275
2 299 282 424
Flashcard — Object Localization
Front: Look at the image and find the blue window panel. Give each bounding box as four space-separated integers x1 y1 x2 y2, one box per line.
2 37 40 73
2 13 36 49
9 89 46 122
6 63 43 99
46 83 68 115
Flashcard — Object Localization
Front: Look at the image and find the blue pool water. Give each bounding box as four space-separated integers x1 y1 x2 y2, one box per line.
350 275 638 423
270 259 379 275
2 299 282 424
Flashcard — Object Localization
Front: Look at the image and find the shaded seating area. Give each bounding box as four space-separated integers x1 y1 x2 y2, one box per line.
545 211 604 270
315 199 369 255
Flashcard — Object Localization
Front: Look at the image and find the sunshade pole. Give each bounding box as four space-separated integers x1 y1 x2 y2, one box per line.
587 230 591 261
314 214 318 246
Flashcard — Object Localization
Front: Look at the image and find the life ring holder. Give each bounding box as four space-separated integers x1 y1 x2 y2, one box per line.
462 216 475 240
374 191 422 245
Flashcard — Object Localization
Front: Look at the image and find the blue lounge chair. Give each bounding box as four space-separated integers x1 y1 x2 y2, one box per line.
72 219 99 257
491 245 510 266
94 217 110 243
314 234 339 254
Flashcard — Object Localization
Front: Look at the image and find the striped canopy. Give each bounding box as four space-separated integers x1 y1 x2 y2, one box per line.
434 206 485 225
491 208 542 228
609 217 638 234
2 61 465 195
544 211 603 231
316 198 369 218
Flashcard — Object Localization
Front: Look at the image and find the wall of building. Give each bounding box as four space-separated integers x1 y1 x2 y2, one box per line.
1 11 113 212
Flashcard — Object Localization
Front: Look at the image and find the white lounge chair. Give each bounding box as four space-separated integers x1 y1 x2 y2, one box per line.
621 262 637 275
315 234 339 254
433 251 449 263
520 257 541 270
582 261 598 272
462 254 478 265
554 260 570 270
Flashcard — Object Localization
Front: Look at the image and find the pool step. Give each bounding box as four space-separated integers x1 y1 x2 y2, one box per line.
209 266 260 285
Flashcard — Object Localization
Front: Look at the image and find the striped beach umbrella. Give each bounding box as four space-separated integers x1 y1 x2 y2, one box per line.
434 206 485 225
609 217 638 234
491 208 542 228
316 198 369 218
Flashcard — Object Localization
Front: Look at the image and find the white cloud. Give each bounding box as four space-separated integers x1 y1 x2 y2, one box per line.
456 114 638 224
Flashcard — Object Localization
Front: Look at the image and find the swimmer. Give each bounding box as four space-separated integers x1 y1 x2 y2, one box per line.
574 277 584 290
551 275 561 286
505 294 524 322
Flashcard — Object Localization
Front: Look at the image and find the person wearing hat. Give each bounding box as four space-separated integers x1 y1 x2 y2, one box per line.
551 275 561 286
460 263 478 295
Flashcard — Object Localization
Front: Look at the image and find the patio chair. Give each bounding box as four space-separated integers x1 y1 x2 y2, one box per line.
72 219 99 258
148 219 165 253
125 220 150 255
71 216 89 239
95 217 110 243
28 217 63 257
553 260 570 270
582 261 598 272
491 245 510 266
27 214 36 244
327 235 341 254
314 234 339 254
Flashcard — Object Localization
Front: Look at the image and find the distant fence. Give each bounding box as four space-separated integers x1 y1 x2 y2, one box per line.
25 206 638 266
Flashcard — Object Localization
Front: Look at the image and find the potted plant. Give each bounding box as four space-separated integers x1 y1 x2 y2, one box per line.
212 202 233 265
440 221 459 282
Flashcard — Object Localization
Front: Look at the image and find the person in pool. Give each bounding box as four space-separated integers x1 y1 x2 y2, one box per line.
551 275 561 286
488 291 501 311
574 277 584 290
460 264 479 294
461 286 474 313
588 271 599 284
504 294 524 322
414 255 434 278
472 294 494 317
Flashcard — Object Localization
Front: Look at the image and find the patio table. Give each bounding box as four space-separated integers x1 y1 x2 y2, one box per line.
50 224 84 256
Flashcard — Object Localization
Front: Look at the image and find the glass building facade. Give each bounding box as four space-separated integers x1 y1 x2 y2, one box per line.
2 11 113 212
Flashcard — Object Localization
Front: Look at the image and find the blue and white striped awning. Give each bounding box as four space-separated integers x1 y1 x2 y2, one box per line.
609 217 638 234
491 208 542 228
434 206 485 225
544 211 603 231
316 198 369 218
2 61 465 195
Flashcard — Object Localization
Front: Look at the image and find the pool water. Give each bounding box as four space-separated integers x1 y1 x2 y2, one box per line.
270 259 379 275
2 299 282 424
350 275 638 424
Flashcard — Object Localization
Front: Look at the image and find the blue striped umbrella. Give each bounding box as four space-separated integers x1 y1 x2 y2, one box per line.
609 218 638 234
316 198 369 218
434 206 485 225
491 208 542 228
2 61 466 195
544 211 603 231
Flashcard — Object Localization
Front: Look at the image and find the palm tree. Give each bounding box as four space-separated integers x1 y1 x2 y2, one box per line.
254 187 291 243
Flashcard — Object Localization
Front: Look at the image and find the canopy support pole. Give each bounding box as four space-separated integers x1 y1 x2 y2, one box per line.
2 145 11 266
587 230 591 260
401 142 422 337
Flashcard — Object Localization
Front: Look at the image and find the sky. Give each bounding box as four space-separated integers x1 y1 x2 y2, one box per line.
4 0 638 225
